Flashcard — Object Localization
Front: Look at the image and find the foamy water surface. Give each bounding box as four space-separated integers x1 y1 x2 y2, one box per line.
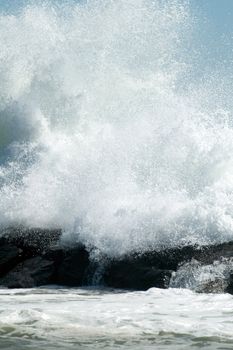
0 287 233 350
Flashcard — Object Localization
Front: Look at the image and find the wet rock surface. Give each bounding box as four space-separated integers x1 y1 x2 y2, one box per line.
0 257 55 288
0 228 233 293
56 247 90 286
0 241 22 277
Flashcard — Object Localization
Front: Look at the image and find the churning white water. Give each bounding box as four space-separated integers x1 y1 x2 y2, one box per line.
0 287 233 350
1 0 233 257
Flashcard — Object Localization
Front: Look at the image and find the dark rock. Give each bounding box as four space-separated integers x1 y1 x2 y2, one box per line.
0 228 90 288
225 274 233 294
102 246 199 290
195 241 233 265
43 246 64 264
103 242 233 291
0 240 22 277
0 256 55 288
0 227 63 286
104 260 172 290
56 247 90 286
1 226 62 255
1 226 233 292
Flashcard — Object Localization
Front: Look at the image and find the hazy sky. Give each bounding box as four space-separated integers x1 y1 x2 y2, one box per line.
194 0 233 31
0 0 232 70
1 0 233 35
1 0 233 26
192 0 233 50
188 0 233 72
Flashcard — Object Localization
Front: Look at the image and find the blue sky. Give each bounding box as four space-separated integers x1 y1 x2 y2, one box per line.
194 0 233 32
189 0 233 71
192 0 233 49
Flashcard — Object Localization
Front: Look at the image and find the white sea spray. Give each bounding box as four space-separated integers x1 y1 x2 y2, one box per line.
0 0 233 256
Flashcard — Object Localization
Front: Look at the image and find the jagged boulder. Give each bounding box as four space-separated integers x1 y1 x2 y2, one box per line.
0 239 23 277
0 256 55 288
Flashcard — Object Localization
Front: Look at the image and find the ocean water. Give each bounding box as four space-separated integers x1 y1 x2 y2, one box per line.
0 287 233 350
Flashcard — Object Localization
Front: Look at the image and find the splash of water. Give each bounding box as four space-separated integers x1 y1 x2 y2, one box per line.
170 258 233 293
0 0 233 256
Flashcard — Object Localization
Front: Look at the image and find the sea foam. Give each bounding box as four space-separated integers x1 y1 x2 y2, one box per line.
0 0 233 256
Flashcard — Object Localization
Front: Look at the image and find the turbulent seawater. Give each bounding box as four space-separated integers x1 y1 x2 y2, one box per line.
0 287 233 350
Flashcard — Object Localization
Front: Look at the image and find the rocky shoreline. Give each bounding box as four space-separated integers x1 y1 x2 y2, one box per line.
1 227 233 293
